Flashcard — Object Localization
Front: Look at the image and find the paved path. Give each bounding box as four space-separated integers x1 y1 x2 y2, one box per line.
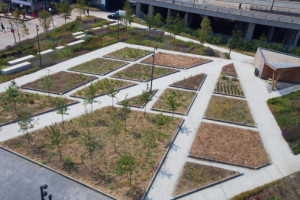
0 148 113 200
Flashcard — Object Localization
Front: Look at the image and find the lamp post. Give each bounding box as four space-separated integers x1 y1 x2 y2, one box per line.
36 24 42 68
150 47 157 93
49 7 54 27
229 24 237 57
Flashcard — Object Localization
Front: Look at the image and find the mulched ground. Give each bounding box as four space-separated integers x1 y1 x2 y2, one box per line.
190 122 269 168
214 76 244 97
174 162 238 197
104 47 152 61
141 52 211 69
221 63 237 77
21 71 97 94
119 89 158 108
170 74 206 90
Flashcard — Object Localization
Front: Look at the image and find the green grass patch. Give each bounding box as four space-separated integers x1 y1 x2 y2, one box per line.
104 47 151 61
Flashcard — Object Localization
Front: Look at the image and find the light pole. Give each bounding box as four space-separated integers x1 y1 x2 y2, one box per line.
271 0 275 12
229 24 237 57
36 24 42 68
49 7 54 27
150 47 157 93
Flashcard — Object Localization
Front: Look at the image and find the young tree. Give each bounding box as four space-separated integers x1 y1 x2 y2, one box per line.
76 0 86 20
116 153 136 188
122 1 134 30
85 84 97 116
154 13 163 27
198 17 213 43
18 110 35 144
166 14 184 45
55 98 69 130
83 99 91 134
105 80 119 108
230 29 243 49
39 9 52 36
145 13 156 30
5 80 20 113
166 90 181 120
59 0 72 28
9 10 29 42
41 73 53 101
120 95 131 132
139 84 151 117
46 124 65 161
107 111 121 153
142 128 156 163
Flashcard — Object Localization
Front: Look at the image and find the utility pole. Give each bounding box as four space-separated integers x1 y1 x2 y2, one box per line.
36 24 43 68
150 47 157 92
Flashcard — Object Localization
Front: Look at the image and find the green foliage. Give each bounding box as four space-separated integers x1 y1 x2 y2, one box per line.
230 29 243 49
122 1 134 30
116 153 136 188
39 9 52 36
59 0 72 27
139 84 152 117
121 95 131 131
107 111 122 153
167 90 181 119
46 124 65 161
9 10 29 43
41 73 54 101
198 17 212 43
85 84 97 113
105 79 119 107
4 81 20 113
55 98 69 129
166 14 184 45
63 157 75 172
18 109 35 144
142 128 156 162
76 0 86 19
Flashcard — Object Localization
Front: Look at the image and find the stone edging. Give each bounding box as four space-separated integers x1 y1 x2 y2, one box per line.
141 60 212 70
0 146 118 200
213 92 245 99
203 117 256 128
171 172 243 199
142 119 185 200
0 101 79 127
170 74 207 92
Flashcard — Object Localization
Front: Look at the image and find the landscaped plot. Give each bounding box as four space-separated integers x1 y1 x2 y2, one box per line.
205 95 255 126
174 162 239 197
152 88 196 115
21 71 97 95
141 52 211 69
267 90 300 154
189 122 269 168
72 78 136 98
104 47 152 61
1 107 183 200
119 89 158 108
170 73 206 90
69 58 128 75
111 64 178 82
214 76 244 97
0 91 75 125
221 63 237 77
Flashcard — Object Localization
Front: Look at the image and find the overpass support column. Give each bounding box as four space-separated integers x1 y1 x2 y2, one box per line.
268 26 275 42
148 5 154 16
184 12 190 28
293 30 300 46
136 2 141 18
245 23 255 40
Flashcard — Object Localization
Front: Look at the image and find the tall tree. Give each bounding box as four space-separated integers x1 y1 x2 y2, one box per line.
145 13 156 30
230 29 243 49
85 84 97 116
166 90 181 121
9 10 29 42
41 73 53 101
55 98 69 130
120 95 131 132
122 1 134 30
139 84 151 117
46 124 65 161
116 153 136 189
59 0 72 28
76 0 86 20
198 17 213 43
39 9 52 36
5 80 20 113
166 14 184 45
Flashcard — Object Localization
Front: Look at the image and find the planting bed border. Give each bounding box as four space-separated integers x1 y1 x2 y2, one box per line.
172 170 242 200
0 146 117 200
188 154 271 170
0 101 79 127
103 52 153 62
203 117 256 128
142 119 185 200
21 76 98 96
151 93 198 116
117 89 159 109
170 74 207 91
142 59 213 70
213 92 246 99
67 61 129 76
71 82 137 99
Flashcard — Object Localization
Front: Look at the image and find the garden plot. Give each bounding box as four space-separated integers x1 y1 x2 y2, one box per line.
104 47 152 61
1 107 183 200
152 88 197 115
173 162 239 197
170 74 207 91
204 95 255 126
119 89 158 108
72 78 136 99
111 64 178 82
141 52 211 69
69 58 128 75
21 71 97 95
221 63 237 77
189 122 270 169
0 91 75 126
214 76 244 97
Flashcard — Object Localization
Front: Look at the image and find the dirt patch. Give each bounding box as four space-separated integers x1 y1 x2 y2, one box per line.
104 47 152 61
205 95 255 126
1 107 182 200
170 74 206 90
21 71 97 94
119 90 158 108
111 64 178 82
214 76 244 97
174 162 239 197
141 52 211 69
190 122 269 168
152 88 196 115
221 63 237 77
69 58 128 75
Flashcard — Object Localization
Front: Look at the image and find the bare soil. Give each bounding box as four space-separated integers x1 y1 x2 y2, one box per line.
170 74 206 90
104 47 152 61
21 71 97 94
214 76 244 97
221 63 237 77
141 52 211 69
190 122 269 168
1 107 182 200
174 162 238 197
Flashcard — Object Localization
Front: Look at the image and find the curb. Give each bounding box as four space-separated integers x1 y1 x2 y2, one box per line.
213 92 245 99
170 74 207 92
141 60 212 70
103 52 153 62
203 117 256 128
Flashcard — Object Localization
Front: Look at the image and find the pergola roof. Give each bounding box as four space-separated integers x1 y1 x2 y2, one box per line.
266 61 300 70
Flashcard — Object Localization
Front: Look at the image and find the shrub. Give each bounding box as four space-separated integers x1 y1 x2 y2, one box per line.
203 47 215 56
63 157 75 172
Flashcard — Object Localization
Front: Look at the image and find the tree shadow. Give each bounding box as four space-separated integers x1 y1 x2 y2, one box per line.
179 125 192 136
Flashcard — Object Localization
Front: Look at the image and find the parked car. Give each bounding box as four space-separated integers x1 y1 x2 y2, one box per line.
108 10 126 20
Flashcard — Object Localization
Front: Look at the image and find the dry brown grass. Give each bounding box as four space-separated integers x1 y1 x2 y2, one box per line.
221 63 237 77
119 90 158 108
141 52 211 69
190 122 270 168
1 107 182 200
104 47 151 61
170 74 206 90
174 162 238 197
